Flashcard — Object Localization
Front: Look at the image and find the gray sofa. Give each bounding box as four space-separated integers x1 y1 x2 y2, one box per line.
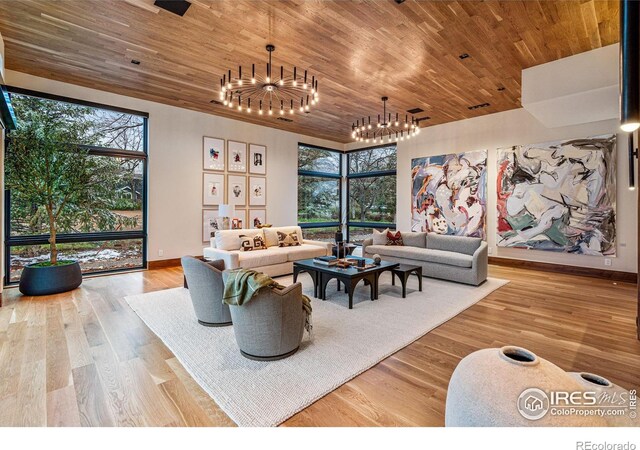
362 232 488 286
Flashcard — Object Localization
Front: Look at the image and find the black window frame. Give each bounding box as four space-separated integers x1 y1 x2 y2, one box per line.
3 87 149 285
346 143 397 243
297 142 343 234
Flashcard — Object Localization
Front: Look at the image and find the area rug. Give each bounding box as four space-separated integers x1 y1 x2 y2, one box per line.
125 273 508 426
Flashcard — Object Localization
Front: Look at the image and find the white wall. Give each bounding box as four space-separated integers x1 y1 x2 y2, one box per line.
347 108 637 273
5 70 343 262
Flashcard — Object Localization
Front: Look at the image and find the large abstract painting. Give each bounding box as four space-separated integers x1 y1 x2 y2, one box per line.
497 135 616 256
411 150 487 239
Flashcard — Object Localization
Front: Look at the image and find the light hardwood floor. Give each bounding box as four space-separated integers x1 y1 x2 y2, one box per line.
0 265 637 427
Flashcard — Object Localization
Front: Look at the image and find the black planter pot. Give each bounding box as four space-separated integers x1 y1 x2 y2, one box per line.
19 261 83 296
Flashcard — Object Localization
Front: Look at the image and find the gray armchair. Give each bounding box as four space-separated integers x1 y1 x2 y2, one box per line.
228 281 306 361
181 256 232 327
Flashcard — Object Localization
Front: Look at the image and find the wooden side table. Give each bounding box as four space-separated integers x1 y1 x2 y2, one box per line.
390 264 423 298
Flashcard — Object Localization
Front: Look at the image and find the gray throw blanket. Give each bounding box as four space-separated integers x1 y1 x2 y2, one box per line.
223 269 312 335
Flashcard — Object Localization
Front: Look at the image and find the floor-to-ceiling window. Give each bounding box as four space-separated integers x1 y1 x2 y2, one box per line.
4 88 148 284
297 144 342 241
347 144 397 244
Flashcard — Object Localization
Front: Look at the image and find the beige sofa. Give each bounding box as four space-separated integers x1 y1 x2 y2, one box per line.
203 226 332 277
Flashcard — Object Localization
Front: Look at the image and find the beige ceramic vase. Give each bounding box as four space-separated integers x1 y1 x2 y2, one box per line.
445 346 607 427
568 372 637 427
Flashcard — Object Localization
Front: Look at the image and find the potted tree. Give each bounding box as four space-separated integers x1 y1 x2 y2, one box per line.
5 95 138 296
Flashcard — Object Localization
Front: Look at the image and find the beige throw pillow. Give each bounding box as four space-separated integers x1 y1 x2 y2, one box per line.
372 228 390 245
239 233 267 251
277 231 301 247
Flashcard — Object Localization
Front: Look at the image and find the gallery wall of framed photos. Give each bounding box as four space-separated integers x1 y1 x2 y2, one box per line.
202 136 268 242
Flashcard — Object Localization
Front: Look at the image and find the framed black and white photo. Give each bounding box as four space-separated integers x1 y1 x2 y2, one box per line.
249 144 267 175
203 137 225 171
202 209 219 243
249 176 266 206
228 140 247 173
227 174 247 207
203 173 225 206
249 209 267 228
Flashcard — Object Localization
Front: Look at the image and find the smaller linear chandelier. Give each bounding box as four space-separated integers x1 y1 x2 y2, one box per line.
219 44 319 116
351 96 420 143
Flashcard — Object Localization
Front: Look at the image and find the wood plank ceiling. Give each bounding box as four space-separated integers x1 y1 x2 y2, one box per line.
0 0 620 143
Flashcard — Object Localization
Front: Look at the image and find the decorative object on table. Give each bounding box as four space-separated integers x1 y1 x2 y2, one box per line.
203 136 225 171
568 372 635 426
411 150 487 238
203 172 225 206
351 96 419 143
249 209 266 228
217 44 319 117
249 176 267 206
217 204 235 230
313 255 338 266
372 254 382 265
227 174 247 206
386 230 404 246
228 140 247 172
249 144 267 175
356 258 366 268
232 218 240 229
181 257 231 327
445 346 605 426
277 231 301 247
497 135 616 255
202 209 219 243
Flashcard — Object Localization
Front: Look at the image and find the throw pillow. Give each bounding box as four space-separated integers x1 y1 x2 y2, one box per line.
239 233 267 251
277 231 301 247
372 228 390 245
386 230 404 246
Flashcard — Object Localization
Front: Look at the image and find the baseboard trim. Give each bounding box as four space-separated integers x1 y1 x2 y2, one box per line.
148 256 202 270
489 256 637 283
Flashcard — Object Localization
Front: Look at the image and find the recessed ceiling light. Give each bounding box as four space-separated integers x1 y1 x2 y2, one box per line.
468 103 490 110
131 59 141 65
497 87 505 91
407 107 424 114
277 117 294 122
394 0 406 4
459 53 470 60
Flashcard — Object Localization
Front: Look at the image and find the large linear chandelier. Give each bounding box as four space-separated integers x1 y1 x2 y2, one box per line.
219 44 319 116
351 96 420 143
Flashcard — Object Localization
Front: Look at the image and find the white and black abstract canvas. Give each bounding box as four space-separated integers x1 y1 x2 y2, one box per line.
497 134 616 256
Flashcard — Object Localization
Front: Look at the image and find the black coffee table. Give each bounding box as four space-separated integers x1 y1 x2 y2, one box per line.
389 264 423 298
293 258 399 309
